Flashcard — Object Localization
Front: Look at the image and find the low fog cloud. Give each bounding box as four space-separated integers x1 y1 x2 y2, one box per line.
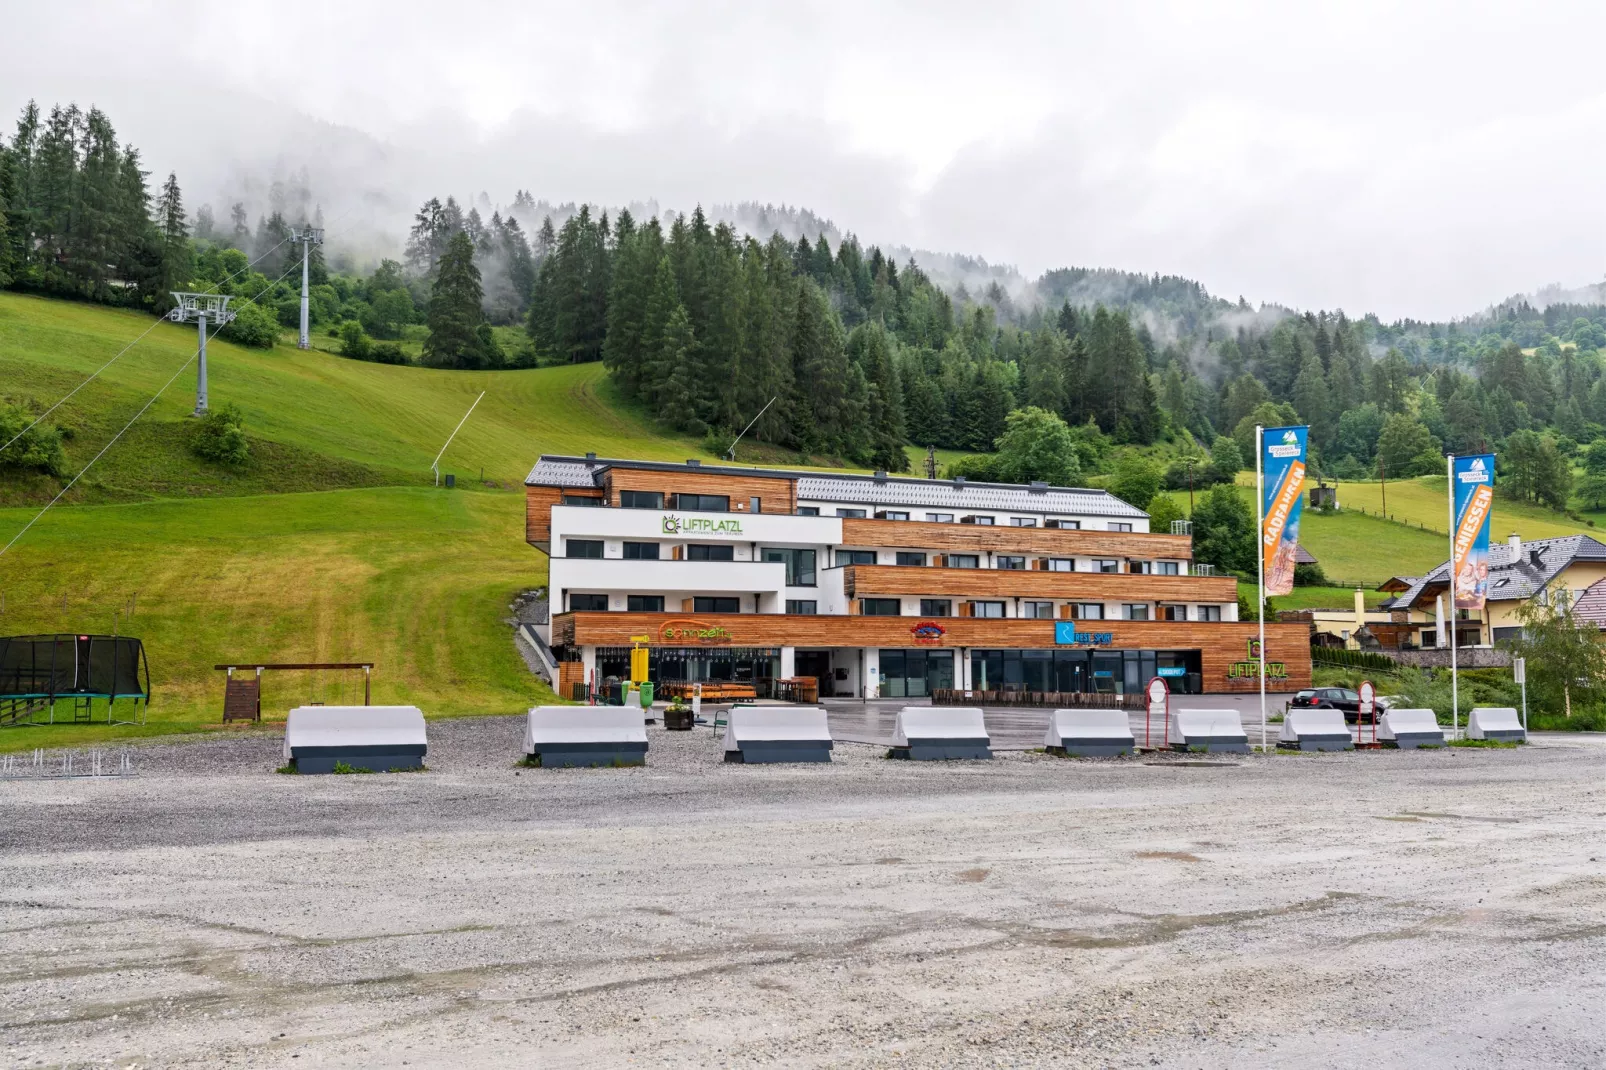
6 0 1606 320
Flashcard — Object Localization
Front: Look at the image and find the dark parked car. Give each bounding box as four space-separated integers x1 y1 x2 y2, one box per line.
1286 687 1390 724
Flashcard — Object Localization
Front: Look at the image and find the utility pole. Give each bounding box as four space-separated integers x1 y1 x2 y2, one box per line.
925 446 937 480
167 293 237 416
289 227 324 350
1380 454 1388 518
1185 456 1196 513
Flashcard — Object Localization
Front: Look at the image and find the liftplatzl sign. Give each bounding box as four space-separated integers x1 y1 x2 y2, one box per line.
661 515 744 535
1226 638 1287 680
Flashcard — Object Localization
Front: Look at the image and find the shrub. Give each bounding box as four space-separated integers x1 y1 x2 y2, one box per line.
191 402 250 466
368 342 407 365
338 320 372 359
0 404 66 475
1293 561 1329 587
218 301 279 348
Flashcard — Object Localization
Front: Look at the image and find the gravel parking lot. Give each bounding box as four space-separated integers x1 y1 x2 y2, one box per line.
3 716 1605 1068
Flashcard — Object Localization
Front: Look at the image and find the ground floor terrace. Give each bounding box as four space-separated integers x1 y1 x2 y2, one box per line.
551 612 1311 699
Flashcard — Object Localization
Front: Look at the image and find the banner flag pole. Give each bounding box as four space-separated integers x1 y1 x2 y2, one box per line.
1256 424 1267 752
1447 453 1459 740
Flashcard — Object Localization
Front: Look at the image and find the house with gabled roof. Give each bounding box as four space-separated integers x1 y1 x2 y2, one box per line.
1379 532 1606 647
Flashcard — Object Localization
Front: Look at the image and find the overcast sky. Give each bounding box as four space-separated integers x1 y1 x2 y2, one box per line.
5 1 1604 320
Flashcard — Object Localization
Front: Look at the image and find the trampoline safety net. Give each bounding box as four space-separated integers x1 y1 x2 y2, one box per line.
0 635 151 701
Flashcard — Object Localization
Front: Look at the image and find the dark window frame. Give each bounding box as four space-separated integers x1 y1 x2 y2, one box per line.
570 593 608 611
618 490 664 509
693 596 741 614
627 594 665 612
565 539 604 559
861 598 902 616
687 543 735 562
622 541 660 560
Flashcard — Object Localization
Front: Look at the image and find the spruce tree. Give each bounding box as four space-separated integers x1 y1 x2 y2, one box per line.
153 172 191 309
423 231 486 369
639 255 681 407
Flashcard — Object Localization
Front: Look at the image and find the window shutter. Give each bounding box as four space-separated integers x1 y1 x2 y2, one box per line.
934 554 947 568
959 601 973 617
681 598 694 612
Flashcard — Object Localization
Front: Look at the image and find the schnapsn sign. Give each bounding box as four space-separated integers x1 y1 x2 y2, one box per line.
661 515 744 535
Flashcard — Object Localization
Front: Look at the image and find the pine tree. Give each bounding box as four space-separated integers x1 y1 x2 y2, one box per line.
153 171 191 311
1292 348 1333 449
848 321 908 471
423 231 485 369
640 255 681 407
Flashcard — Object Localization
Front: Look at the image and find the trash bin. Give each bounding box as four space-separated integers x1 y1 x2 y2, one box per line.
639 681 655 708
607 680 625 706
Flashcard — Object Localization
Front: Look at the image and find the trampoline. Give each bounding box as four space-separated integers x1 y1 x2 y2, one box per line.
0 634 152 727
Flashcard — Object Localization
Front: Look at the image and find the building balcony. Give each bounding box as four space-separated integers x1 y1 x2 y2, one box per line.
554 557 789 597
841 564 1235 602
839 518 1187 558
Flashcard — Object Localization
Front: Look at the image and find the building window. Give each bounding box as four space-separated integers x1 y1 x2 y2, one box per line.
796 506 820 516
1010 517 1038 527
672 493 729 512
1046 519 1081 530
920 599 952 616
837 508 868 518
880 510 910 521
762 547 817 586
970 601 1006 618
1022 601 1054 619
1095 559 1119 573
861 598 902 616
566 539 603 559
1156 604 1186 622
749 496 762 513
1046 558 1074 572
619 490 663 509
622 541 660 560
1074 603 1105 620
1110 522 1134 532
687 544 735 561
836 549 877 566
693 597 741 614
948 554 980 569
1123 604 1150 621
926 512 955 523
963 515 995 526
1156 561 1180 575
997 555 1026 570
786 599 818 615
896 551 927 567
627 595 664 612
1197 605 1222 622
562 494 603 507
570 593 608 611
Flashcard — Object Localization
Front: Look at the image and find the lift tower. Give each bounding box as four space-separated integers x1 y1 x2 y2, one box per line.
289 226 325 350
167 293 236 416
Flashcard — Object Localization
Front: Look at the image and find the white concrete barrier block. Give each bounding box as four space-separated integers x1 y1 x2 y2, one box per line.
723 706 833 763
1168 708 1249 753
1379 708 1445 749
525 705 648 767
1044 708 1135 757
284 706 427 773
892 707 990 760
1278 707 1353 751
1467 707 1525 742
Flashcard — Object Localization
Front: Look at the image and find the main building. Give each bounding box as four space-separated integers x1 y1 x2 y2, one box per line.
525 455 1311 699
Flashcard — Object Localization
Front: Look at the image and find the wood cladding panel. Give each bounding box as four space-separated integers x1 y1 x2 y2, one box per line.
841 518 1192 559
525 485 570 547
843 565 1237 602
552 612 1311 692
605 469 796 513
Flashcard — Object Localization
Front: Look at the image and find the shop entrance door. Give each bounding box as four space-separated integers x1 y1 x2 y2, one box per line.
795 650 833 697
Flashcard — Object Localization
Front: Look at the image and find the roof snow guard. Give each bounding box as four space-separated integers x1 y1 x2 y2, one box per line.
524 455 1146 518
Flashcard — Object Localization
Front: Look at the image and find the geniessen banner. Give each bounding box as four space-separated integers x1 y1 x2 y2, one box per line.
1451 454 1495 610
1260 425 1309 597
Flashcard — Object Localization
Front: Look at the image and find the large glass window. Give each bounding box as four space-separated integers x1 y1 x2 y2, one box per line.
673 493 729 511
997 555 1026 570
762 547 817 586
878 649 955 698
623 541 659 560
970 601 1006 618
1156 561 1180 575
1123 604 1150 621
1157 604 1186 621
1197 605 1222 622
837 508 868 518
570 593 608 611
796 506 820 516
785 599 818 615
836 549 877 566
687 544 735 561
861 598 902 616
948 554 980 569
566 539 603 559
880 510 910 521
1046 558 1074 572
562 494 603 507
1022 601 1054 619
964 515 995 526
926 512 954 522
1074 603 1104 620
896 551 927 567
970 649 1199 695
627 595 664 612
1046 519 1081 530
919 599 952 616
1094 559 1119 573
619 490 663 509
1110 522 1134 532
693 596 740 613
1010 517 1038 527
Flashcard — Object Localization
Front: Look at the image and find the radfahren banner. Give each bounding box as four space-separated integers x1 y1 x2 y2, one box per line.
1451 454 1495 610
1260 425 1309 597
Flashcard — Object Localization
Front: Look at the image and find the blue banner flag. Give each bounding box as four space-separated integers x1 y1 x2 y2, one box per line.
1451 454 1495 610
1260 425 1309 596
